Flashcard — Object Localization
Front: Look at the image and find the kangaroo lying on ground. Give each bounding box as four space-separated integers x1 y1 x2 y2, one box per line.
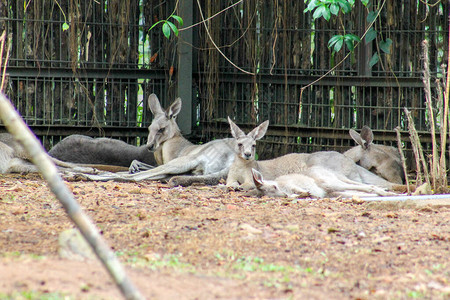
226 118 398 192
0 133 39 173
49 134 156 171
252 167 394 198
74 94 236 186
0 133 101 174
344 126 405 184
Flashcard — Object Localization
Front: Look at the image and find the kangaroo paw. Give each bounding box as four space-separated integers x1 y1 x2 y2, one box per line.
129 160 155 174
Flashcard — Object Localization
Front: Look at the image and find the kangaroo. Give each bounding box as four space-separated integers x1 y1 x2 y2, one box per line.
49 135 156 171
0 133 101 174
252 168 394 199
75 94 237 186
226 118 399 191
344 126 405 184
0 133 39 173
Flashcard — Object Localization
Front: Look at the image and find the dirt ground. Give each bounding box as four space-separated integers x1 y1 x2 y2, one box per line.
0 173 449 300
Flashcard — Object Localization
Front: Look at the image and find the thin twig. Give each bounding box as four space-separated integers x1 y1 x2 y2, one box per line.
395 127 410 194
444 25 450 190
269 0 279 75
436 78 448 191
180 0 243 31
404 108 430 188
0 94 145 300
0 31 5 71
195 0 255 75
421 40 438 190
1 33 11 92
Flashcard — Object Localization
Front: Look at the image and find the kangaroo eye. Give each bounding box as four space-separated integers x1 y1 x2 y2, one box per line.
252 144 256 148
158 128 165 134
237 143 243 147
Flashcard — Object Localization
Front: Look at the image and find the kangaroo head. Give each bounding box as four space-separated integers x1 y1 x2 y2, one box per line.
251 168 286 197
228 117 269 161
348 126 404 184
147 94 182 149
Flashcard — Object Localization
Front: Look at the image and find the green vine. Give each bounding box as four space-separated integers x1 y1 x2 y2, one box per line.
52 0 69 31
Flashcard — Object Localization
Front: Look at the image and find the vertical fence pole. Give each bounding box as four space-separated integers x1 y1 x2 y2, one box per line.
177 0 193 135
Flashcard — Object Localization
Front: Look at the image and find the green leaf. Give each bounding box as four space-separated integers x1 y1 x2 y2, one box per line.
62 22 69 31
360 0 369 6
365 27 377 44
321 5 331 20
149 20 163 32
367 11 377 23
337 0 352 13
330 3 340 15
166 21 179 37
345 39 354 51
304 0 319 13
380 38 392 54
162 22 171 39
312 5 326 20
339 34 360 52
345 34 361 43
333 39 344 52
369 53 379 68
171 15 184 27
328 35 343 46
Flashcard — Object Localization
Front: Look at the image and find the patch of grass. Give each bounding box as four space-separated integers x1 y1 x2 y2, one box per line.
0 252 45 260
215 251 323 275
0 291 71 300
233 256 289 273
214 251 332 287
0 251 22 258
117 250 195 272
0 193 16 203
405 290 426 298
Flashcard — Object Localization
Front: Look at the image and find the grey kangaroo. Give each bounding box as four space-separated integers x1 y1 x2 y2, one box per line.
344 126 405 184
49 134 156 171
226 118 398 192
0 133 99 174
252 167 394 198
76 94 236 186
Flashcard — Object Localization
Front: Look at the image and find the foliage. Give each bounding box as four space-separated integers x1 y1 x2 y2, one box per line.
149 14 184 39
328 34 361 52
52 0 182 37
304 0 391 67
304 0 362 21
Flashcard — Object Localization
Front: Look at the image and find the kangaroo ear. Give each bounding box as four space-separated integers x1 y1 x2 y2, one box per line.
228 117 246 139
248 120 269 140
148 94 164 115
251 168 264 188
167 97 182 119
349 129 365 147
360 126 374 146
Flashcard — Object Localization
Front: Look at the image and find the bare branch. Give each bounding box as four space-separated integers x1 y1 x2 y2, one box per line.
0 93 144 300
394 127 410 194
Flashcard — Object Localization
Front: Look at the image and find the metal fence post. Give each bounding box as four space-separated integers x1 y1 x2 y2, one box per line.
177 0 193 135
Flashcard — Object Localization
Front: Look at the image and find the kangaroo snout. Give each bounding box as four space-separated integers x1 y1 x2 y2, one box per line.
243 152 252 160
146 141 155 150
